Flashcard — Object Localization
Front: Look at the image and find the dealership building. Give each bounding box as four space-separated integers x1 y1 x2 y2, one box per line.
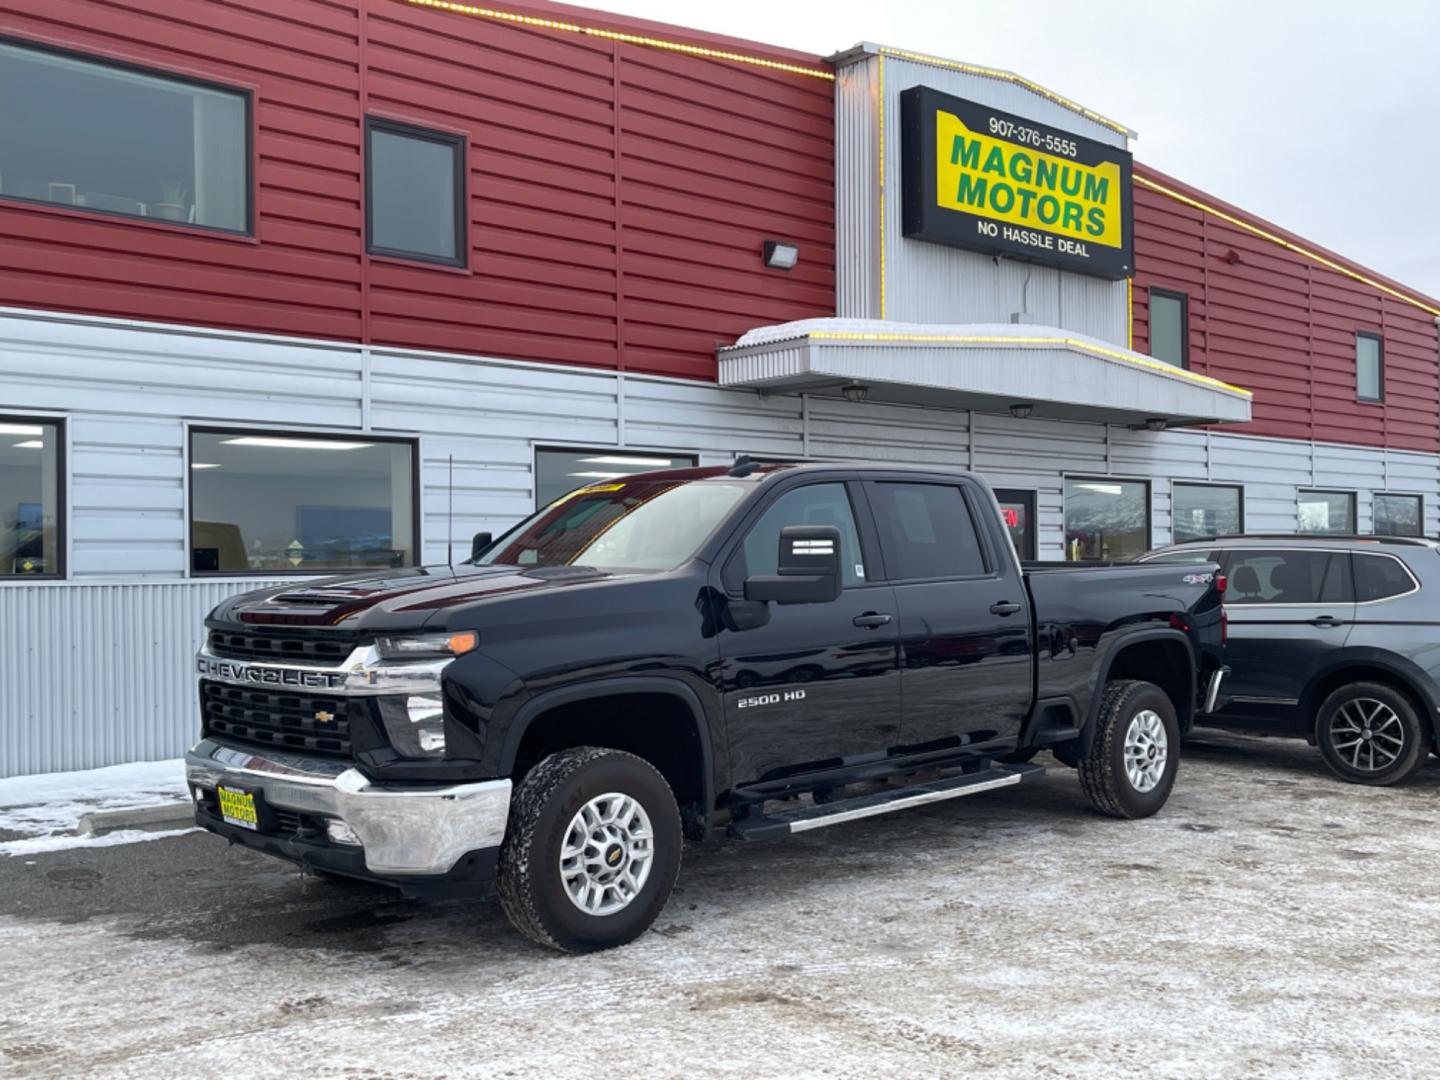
1 0 1438 777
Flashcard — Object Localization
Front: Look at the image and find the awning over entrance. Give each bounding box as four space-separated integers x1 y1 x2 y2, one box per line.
718 319 1252 427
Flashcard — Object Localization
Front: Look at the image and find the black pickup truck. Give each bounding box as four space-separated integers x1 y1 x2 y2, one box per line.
188 462 1226 951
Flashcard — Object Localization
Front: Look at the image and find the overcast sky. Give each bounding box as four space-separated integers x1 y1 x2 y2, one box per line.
591 0 1440 300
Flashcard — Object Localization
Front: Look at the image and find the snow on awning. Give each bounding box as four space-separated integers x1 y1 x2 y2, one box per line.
719 318 1253 428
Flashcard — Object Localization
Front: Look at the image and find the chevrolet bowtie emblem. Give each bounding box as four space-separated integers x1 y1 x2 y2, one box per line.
314 710 335 723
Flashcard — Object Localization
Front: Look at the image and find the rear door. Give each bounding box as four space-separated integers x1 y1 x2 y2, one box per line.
714 479 901 786
864 478 1034 753
1219 547 1355 731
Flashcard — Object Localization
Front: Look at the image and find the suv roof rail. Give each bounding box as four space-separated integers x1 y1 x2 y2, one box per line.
1172 533 1438 547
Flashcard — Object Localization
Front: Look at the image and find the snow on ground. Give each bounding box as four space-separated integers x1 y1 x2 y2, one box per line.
0 759 190 854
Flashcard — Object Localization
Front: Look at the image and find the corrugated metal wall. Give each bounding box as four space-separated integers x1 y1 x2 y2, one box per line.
0 0 835 380
3 308 1436 776
0 578 294 776
1133 165 1440 452
833 49 1129 345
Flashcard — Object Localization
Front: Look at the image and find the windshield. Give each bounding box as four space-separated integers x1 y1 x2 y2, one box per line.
476 478 748 573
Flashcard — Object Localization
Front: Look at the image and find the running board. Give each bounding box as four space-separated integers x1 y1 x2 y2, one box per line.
729 762 1045 841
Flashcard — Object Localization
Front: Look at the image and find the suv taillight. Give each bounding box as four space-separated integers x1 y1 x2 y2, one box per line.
1215 573 1227 596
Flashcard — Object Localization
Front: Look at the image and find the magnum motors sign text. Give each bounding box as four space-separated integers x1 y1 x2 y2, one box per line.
901 86 1133 279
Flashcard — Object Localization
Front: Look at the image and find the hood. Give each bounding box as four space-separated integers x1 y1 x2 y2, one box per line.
210 562 627 632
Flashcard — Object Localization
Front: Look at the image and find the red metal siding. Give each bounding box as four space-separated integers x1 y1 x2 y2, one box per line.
0 0 834 379
1132 165 1440 453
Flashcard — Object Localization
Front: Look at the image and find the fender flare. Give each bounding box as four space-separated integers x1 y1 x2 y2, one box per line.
1299 651 1440 742
498 676 716 814
1081 628 1198 751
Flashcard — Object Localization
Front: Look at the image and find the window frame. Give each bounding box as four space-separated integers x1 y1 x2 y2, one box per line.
991 486 1038 562
0 412 66 581
1372 491 1424 538
1062 474 1153 562
364 115 468 269
1170 481 1245 544
186 425 422 578
1296 489 1358 536
0 34 256 237
1355 331 1384 404
532 444 700 511
1147 287 1190 370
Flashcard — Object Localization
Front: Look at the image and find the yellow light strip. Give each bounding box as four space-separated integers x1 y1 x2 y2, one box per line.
877 53 886 319
403 0 835 79
877 47 1131 136
1136 174 1440 319
806 330 1254 398
1126 277 1134 350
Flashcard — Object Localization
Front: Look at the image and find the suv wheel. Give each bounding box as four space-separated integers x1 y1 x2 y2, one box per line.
1078 680 1180 819
497 746 682 952
1315 682 1428 786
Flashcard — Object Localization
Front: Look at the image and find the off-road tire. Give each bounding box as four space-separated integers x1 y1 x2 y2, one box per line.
1078 679 1180 819
497 746 682 952
1315 682 1429 787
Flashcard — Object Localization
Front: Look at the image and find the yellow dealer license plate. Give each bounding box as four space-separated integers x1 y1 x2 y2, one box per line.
216 786 259 831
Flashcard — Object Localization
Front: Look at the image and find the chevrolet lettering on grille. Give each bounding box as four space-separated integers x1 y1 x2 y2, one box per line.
197 655 348 690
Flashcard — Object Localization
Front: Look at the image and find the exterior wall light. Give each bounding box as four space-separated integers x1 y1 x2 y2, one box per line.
842 383 869 403
1009 404 1034 419
763 240 799 270
1146 418 1168 432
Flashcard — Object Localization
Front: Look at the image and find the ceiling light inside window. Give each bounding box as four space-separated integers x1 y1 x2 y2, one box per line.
0 423 43 436
569 471 626 480
191 462 221 469
578 455 675 467
222 437 373 450
12 440 44 449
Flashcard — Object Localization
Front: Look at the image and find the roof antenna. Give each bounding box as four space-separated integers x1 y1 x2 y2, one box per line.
729 454 758 478
447 453 454 569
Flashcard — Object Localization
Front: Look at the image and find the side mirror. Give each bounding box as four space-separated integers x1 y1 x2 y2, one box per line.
470 531 493 562
744 525 842 605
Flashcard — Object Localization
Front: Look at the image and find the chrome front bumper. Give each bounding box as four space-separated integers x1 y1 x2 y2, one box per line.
185 739 511 877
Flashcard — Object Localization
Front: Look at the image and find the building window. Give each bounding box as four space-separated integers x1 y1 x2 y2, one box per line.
535 448 698 509
1148 288 1188 369
1356 332 1383 403
993 488 1036 561
1172 483 1243 544
1297 490 1356 535
0 417 63 577
1373 493 1422 537
366 118 466 266
0 40 250 232
1064 477 1150 561
189 430 417 574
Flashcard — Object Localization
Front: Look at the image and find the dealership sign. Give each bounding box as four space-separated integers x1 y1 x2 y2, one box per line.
900 86 1133 279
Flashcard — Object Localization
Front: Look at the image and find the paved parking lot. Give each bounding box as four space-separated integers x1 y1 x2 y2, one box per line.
3 730 1439 1079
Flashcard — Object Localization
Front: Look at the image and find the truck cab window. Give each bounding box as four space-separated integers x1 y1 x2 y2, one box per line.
868 482 987 580
727 483 864 592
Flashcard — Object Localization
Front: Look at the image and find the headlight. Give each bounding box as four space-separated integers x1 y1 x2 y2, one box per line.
378 693 449 758
375 631 478 660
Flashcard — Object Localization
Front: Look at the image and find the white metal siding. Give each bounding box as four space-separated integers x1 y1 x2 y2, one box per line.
1 308 1436 776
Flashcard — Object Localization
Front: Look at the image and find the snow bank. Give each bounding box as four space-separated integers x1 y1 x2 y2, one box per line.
0 759 190 854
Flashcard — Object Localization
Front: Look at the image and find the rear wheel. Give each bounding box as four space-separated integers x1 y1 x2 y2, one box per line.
1078 680 1180 819
1315 682 1428 787
497 746 682 952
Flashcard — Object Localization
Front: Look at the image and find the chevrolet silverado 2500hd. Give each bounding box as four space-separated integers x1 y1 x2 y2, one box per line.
188 462 1226 951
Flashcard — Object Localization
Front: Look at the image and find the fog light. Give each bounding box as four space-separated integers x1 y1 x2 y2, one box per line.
326 819 362 846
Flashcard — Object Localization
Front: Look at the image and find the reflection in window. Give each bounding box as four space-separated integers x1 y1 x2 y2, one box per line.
0 418 62 576
367 119 464 265
868 482 986 580
189 432 415 574
1149 289 1188 368
1172 484 1242 543
534 447 697 509
0 41 249 231
1298 491 1355 535
1064 478 1149 561
1354 554 1415 602
1356 333 1383 402
1373 493 1421 537
736 483 865 589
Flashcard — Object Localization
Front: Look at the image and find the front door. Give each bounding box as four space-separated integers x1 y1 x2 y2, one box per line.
865 479 1034 752
1218 547 1355 731
714 480 901 786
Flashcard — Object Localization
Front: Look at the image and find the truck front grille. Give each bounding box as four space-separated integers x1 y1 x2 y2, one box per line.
200 680 355 759
207 628 357 665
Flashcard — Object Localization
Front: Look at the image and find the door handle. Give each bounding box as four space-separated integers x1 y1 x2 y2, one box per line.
1311 615 1344 628
990 601 1023 616
853 612 893 629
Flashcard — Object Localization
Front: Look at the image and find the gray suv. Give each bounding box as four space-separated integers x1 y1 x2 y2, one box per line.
1143 536 1439 785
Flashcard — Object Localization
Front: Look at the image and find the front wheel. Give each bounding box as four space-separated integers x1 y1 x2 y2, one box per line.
1315 682 1429 786
497 747 682 952
1078 680 1180 819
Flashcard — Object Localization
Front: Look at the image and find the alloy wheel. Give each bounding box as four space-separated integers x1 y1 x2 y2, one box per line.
559 792 655 916
1329 699 1405 772
1123 709 1169 793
